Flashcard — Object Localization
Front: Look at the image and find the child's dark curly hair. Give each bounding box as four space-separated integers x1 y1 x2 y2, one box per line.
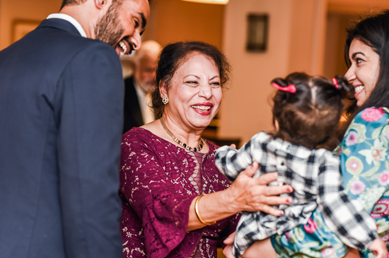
272 72 354 149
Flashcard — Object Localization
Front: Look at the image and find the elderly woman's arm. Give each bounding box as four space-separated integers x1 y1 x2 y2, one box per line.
187 163 291 231
187 132 292 231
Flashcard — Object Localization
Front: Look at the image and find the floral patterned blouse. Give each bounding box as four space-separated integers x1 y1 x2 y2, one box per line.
119 127 240 258
340 107 389 243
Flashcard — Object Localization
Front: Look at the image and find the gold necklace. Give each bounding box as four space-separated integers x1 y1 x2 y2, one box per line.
160 118 204 152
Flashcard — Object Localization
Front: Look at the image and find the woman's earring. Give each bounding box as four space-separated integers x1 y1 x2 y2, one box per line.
162 96 169 105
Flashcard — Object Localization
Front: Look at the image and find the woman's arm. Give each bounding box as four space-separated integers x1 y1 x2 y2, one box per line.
188 132 293 231
187 162 292 231
121 135 201 258
188 132 292 231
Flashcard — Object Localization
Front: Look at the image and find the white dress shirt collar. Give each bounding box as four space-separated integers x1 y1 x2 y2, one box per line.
47 13 87 38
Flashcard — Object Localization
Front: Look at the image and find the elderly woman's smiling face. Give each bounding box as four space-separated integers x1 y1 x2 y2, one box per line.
162 52 222 131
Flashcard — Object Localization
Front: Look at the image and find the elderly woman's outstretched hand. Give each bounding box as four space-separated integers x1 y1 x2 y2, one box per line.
224 162 293 216
187 160 293 232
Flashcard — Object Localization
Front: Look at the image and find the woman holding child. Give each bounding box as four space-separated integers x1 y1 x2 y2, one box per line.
119 41 292 258
223 10 389 258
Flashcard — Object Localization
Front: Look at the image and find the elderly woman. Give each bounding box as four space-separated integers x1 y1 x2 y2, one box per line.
228 10 389 258
119 41 292 258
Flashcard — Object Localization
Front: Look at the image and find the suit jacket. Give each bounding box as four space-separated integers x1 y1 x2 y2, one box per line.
123 76 144 134
0 18 123 258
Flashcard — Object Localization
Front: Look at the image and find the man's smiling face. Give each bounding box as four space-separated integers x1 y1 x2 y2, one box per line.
94 0 149 56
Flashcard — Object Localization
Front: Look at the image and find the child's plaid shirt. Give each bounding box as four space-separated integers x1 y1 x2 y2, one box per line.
215 131 378 257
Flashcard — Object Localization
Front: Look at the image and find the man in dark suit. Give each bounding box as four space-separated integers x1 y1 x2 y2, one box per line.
0 0 149 257
123 40 161 133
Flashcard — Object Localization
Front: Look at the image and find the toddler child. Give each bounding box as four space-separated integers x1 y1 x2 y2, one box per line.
215 72 386 258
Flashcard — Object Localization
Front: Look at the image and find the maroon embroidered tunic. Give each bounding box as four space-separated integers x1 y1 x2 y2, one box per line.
120 127 239 258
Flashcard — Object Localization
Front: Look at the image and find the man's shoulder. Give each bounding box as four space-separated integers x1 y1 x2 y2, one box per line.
39 31 119 72
36 18 116 56
49 33 116 61
1 23 117 66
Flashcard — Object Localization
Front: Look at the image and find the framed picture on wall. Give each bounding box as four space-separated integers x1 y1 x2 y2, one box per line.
12 20 40 43
246 14 268 52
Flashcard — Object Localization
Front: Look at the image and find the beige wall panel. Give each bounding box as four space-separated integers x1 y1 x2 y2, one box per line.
328 0 389 14
219 0 327 144
219 0 292 143
142 0 224 49
0 0 62 50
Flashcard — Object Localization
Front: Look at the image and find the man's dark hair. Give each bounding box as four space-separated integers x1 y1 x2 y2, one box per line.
61 0 150 9
272 72 353 149
60 0 87 9
151 41 231 119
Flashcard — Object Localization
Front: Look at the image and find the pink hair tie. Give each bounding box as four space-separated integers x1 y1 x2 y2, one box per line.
272 82 296 93
332 78 339 89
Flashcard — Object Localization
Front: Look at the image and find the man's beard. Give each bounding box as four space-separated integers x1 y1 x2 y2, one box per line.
94 2 125 48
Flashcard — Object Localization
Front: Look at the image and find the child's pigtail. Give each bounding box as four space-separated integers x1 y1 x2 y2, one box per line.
271 78 297 93
272 78 288 87
333 75 355 99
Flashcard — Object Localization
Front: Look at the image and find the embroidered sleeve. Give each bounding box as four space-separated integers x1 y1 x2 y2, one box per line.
317 150 378 249
120 136 197 258
215 132 270 182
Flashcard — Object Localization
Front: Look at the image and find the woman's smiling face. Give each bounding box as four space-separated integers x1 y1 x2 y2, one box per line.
161 52 222 132
345 39 380 106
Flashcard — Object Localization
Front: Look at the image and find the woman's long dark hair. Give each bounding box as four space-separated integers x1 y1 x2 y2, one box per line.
340 10 389 138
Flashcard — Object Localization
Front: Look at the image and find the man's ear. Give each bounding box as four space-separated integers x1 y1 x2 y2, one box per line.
95 0 109 10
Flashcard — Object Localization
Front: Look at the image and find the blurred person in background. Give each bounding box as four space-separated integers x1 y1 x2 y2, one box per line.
123 40 161 133
0 0 149 257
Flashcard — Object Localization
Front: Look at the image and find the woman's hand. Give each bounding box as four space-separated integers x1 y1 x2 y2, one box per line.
187 162 293 231
224 162 293 216
368 238 387 258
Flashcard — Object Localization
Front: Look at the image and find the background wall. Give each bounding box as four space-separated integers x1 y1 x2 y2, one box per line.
323 0 389 79
142 0 224 49
323 13 358 78
328 0 389 13
0 0 61 50
219 0 327 144
1 0 389 146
